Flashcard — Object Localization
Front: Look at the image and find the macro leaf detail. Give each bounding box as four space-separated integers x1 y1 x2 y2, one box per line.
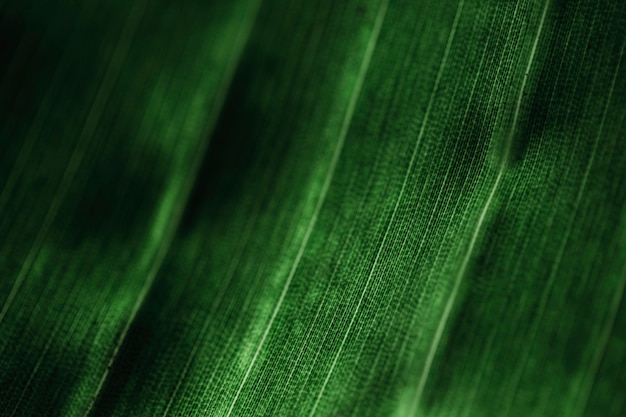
0 0 625 416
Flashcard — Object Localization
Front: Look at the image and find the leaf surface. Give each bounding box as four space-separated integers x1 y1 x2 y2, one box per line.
1 0 625 416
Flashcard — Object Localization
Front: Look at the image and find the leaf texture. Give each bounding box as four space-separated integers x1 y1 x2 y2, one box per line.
1 0 625 416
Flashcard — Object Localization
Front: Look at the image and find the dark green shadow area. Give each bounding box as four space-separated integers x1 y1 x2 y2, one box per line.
0 7 69 183
178 58 266 235
53 140 167 250
0 336 82 417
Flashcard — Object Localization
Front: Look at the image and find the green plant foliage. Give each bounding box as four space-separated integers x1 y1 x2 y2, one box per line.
1 0 625 416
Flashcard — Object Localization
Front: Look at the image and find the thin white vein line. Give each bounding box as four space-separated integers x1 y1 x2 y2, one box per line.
292 161 379 411
393 0 518 404
255 185 354 413
196 155 301 414
386 10 494 394
503 17 623 417
198 141 318 413
306 1 466 415
151 4 265 415
409 1 552 414
339 15 489 407
282 158 381 415
162 188 260 417
405 0 525 408
496 0 578 325
196 9 335 408
387 6 506 385
164 261 246 416
269 169 361 410
499 2 598 408
149 64 213 417
0 0 146 326
82 3 264 416
223 2 390 415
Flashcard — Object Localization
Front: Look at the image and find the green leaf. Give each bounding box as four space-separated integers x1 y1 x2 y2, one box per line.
1 0 625 416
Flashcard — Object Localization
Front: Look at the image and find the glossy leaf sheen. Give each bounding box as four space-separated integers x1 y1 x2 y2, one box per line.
1 0 625 416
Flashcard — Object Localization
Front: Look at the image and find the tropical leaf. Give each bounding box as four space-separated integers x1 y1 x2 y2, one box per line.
1 0 625 416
